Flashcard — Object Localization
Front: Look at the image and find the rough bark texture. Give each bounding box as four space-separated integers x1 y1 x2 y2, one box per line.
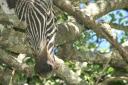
0 0 128 84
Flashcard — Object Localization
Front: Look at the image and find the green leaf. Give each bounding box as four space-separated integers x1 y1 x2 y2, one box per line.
107 67 114 74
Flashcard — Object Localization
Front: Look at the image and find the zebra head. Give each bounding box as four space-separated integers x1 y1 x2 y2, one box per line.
35 45 56 75
6 0 58 75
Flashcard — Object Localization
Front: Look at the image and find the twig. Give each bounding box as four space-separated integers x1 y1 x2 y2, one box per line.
95 56 112 85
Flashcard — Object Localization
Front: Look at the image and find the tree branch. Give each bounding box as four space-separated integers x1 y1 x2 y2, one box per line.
0 0 128 84
95 0 128 19
53 0 128 63
101 76 128 85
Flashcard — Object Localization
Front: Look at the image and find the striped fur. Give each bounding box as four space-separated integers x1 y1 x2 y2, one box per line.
15 0 57 74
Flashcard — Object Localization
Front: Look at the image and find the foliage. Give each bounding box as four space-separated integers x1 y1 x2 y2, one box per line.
0 0 128 85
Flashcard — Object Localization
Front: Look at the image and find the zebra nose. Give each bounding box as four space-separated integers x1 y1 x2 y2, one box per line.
35 61 53 75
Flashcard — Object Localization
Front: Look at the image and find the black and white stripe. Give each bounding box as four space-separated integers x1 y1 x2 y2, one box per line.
15 0 57 59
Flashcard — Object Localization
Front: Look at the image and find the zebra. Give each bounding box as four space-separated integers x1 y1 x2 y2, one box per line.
6 0 58 75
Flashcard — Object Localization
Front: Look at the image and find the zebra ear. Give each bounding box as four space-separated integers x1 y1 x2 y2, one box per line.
6 0 16 9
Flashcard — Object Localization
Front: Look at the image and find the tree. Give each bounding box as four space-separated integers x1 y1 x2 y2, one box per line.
0 0 128 85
